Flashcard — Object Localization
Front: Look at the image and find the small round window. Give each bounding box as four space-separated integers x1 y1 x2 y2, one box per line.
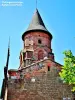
38 39 42 44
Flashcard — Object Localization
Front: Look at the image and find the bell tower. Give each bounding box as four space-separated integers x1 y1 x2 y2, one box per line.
19 9 54 68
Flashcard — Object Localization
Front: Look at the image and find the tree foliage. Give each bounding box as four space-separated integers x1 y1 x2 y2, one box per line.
59 50 75 91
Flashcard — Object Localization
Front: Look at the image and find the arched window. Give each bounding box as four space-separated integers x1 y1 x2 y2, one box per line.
20 55 22 64
47 63 51 71
38 50 43 60
48 66 50 71
23 53 26 60
38 39 42 44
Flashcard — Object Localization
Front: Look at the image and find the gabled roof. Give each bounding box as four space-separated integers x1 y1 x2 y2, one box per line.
22 9 52 40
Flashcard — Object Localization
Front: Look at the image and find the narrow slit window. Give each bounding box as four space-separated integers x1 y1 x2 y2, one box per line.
38 39 42 44
48 66 50 71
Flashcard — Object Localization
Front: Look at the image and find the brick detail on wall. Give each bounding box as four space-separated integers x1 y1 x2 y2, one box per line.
7 67 73 100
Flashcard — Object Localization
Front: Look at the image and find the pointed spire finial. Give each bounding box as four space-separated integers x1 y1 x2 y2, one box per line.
8 37 10 49
36 0 37 10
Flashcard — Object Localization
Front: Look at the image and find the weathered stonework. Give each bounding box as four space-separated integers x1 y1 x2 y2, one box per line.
24 31 52 58
7 67 73 100
1 9 74 100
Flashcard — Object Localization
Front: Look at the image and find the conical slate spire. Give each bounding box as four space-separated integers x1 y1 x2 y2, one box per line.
27 9 46 31
22 9 52 40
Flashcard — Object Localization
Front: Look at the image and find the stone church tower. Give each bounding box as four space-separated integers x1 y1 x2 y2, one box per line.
1 9 74 100
19 9 54 68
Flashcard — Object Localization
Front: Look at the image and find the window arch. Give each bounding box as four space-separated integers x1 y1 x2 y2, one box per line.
38 39 42 44
38 50 43 60
48 66 50 71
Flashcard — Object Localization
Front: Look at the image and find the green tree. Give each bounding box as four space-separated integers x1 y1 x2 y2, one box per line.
59 50 75 91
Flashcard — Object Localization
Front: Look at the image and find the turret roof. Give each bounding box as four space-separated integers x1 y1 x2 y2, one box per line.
22 9 52 40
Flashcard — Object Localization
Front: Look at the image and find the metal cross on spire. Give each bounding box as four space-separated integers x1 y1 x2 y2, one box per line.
8 37 10 49
36 0 37 9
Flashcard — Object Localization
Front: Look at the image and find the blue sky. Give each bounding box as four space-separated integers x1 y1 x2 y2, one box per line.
0 0 75 91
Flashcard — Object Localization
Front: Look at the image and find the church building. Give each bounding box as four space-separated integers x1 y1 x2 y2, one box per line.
1 9 74 100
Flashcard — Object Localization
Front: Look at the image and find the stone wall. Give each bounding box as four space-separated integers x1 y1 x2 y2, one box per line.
21 31 53 62
7 66 73 100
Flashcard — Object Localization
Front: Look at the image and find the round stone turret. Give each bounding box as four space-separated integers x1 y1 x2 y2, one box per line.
20 9 54 68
